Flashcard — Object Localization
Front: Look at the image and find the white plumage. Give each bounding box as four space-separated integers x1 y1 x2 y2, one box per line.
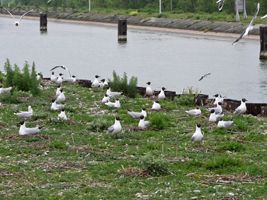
185 107 201 116
152 101 161 110
19 121 41 136
191 124 204 142
107 117 122 134
234 98 247 114
14 106 33 119
128 108 147 119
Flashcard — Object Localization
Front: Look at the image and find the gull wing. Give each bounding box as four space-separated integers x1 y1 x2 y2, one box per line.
50 66 66 71
19 9 33 22
232 3 260 45
3 8 15 19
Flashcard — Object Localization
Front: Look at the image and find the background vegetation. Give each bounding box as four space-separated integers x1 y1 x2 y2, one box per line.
1 0 267 16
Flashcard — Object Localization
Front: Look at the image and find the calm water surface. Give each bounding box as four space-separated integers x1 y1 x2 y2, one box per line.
1 16 267 102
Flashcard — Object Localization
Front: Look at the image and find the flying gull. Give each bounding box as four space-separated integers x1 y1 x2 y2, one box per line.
232 2 260 45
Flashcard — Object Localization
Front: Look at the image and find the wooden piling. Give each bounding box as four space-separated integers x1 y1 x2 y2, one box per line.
118 19 127 42
260 26 267 60
40 13 47 32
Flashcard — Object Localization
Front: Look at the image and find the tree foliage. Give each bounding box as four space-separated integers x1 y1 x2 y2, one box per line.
2 0 267 15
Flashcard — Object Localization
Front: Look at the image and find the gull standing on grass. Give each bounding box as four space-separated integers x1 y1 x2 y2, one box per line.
191 124 204 142
14 106 33 119
232 2 260 45
99 79 108 88
3 8 33 26
19 121 41 136
107 116 122 134
138 115 150 130
234 98 247 114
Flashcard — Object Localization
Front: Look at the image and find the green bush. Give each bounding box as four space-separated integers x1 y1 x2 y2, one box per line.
150 113 169 130
204 156 241 170
88 117 111 132
2 60 40 96
139 154 170 176
109 71 138 98
175 95 195 106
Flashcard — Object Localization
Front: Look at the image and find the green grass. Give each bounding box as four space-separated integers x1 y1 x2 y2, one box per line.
0 81 266 199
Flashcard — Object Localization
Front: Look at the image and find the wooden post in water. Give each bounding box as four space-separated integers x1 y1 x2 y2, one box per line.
260 26 267 60
118 19 127 42
40 13 47 32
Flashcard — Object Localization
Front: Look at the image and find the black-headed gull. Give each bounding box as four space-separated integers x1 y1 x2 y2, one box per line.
232 2 260 45
50 66 71 78
138 115 150 130
14 105 33 119
0 86 12 94
234 98 247 114
209 109 224 122
107 116 122 134
186 107 201 116
191 124 204 142
152 101 161 110
106 88 122 97
4 8 33 26
105 99 121 108
145 82 154 97
92 75 100 88
51 100 64 111
217 119 233 128
19 121 41 136
101 94 110 103
158 87 166 100
58 109 68 120
55 89 66 103
128 108 147 119
50 71 57 82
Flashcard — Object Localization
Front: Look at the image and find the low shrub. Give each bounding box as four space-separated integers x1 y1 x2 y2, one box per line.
2 59 40 96
139 154 170 176
109 71 138 98
150 113 169 130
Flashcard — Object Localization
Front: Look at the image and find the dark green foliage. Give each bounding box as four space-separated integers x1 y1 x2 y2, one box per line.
218 142 245 152
140 154 170 176
150 113 169 130
88 117 110 132
109 71 138 98
4 59 13 87
175 95 195 106
204 156 241 170
2 60 40 96
30 62 41 96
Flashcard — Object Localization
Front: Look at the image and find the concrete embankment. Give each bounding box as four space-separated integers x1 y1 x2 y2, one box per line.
0 8 262 36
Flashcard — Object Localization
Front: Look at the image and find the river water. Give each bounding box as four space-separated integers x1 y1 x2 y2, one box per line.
0 16 267 102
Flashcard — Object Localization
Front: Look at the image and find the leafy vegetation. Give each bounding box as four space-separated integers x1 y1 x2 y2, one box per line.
2 59 40 96
109 71 138 98
0 78 266 199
